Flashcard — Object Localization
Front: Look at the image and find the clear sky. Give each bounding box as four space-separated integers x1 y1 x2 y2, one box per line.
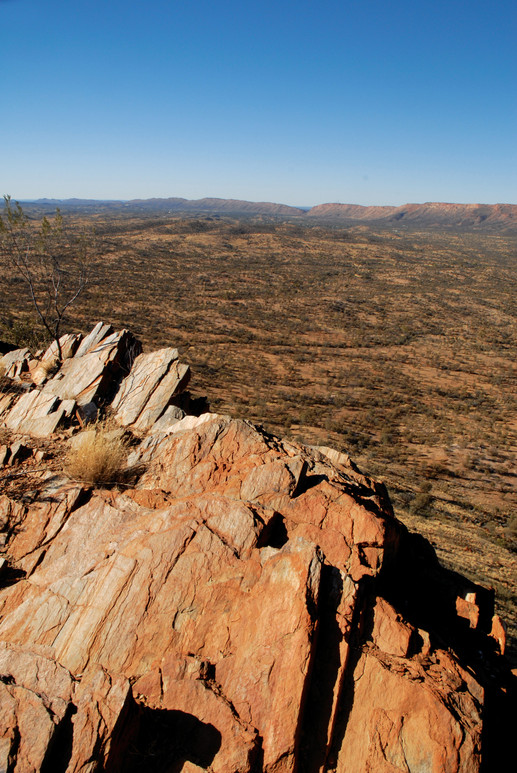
1 0 516 206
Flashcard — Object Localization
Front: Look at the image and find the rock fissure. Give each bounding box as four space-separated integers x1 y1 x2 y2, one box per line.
201 520 241 559
159 525 199 588
202 671 255 732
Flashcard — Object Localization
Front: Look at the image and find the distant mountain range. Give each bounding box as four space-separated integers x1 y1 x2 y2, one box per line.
306 202 517 230
26 197 517 231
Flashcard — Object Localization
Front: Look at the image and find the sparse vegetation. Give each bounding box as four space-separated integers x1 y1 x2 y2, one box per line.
0 196 92 362
409 491 433 515
0 315 50 352
504 516 517 552
1 209 515 660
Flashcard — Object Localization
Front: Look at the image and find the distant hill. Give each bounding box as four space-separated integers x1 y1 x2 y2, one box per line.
25 197 517 231
32 198 124 207
29 196 305 218
126 197 306 216
306 202 517 230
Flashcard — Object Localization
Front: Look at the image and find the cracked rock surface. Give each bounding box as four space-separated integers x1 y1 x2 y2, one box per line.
0 334 515 772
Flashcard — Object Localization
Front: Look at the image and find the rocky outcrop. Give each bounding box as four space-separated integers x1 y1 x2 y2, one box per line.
0 323 191 438
0 347 31 379
111 347 190 431
0 329 515 772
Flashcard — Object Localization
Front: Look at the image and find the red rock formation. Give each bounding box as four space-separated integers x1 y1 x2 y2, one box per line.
0 331 515 772
306 202 517 230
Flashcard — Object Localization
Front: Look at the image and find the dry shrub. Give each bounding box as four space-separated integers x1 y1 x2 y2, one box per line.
65 422 128 485
504 516 517 551
31 357 59 385
409 491 433 515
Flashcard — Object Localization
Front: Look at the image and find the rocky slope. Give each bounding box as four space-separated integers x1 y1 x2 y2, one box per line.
0 325 515 772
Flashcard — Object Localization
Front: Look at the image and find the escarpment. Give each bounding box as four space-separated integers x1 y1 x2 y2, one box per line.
0 324 515 772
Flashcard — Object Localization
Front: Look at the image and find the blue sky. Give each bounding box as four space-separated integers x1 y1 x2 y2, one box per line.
1 0 516 205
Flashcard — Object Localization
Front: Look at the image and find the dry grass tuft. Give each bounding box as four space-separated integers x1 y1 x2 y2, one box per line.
65 422 128 485
31 357 59 385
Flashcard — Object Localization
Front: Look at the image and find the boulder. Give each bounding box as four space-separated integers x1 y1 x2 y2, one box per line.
150 404 186 432
0 347 30 379
73 321 114 358
3 390 75 437
41 332 82 363
42 328 140 406
112 347 190 431
30 333 82 385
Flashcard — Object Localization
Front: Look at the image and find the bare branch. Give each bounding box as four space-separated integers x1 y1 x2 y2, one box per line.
0 197 94 363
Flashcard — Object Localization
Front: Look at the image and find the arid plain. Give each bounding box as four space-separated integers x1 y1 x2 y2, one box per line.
1 209 516 662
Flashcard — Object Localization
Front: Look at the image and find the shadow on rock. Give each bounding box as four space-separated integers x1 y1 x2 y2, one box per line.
119 707 222 773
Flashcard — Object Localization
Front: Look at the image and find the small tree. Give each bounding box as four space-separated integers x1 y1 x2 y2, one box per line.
0 196 91 363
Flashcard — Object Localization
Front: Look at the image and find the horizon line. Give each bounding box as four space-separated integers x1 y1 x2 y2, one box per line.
14 196 517 208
